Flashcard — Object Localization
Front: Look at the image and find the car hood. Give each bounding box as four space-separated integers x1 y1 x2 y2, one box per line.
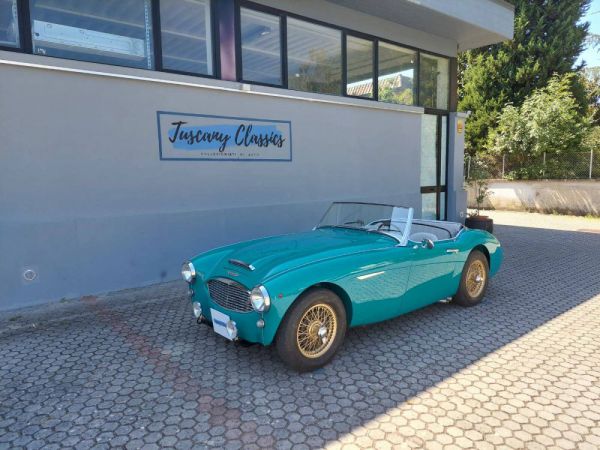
192 227 397 287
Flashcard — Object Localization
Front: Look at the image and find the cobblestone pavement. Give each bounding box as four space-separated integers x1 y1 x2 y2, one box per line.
1 213 600 449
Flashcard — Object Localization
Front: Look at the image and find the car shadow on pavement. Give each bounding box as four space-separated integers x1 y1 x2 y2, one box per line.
0 224 599 449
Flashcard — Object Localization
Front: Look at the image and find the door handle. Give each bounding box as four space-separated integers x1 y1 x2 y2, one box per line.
446 249 459 254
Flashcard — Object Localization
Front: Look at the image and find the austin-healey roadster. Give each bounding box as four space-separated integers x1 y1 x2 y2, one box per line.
181 202 503 371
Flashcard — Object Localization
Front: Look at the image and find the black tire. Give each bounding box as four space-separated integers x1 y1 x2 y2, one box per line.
453 250 489 307
276 288 347 372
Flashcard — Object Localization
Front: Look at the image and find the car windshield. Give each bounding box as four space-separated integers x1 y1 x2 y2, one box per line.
317 202 413 245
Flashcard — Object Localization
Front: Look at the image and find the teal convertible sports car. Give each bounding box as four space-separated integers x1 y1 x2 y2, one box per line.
182 202 503 371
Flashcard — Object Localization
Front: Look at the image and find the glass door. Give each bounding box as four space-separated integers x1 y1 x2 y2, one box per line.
420 114 447 220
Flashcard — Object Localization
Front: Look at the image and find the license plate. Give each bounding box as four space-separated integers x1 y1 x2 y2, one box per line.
210 308 233 341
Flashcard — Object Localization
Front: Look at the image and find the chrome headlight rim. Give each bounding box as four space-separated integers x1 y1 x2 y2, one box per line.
250 285 271 313
181 261 196 283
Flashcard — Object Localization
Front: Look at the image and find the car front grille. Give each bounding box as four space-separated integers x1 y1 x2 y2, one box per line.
207 278 252 313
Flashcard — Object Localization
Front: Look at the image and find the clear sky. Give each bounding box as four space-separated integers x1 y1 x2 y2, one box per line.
578 0 600 68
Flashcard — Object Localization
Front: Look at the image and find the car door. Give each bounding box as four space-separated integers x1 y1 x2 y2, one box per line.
341 245 414 326
401 239 459 313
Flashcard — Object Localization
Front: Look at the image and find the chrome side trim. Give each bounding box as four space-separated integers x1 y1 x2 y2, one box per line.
357 271 385 281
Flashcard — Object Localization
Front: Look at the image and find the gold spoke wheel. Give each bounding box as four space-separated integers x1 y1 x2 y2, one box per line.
296 303 338 359
466 259 486 298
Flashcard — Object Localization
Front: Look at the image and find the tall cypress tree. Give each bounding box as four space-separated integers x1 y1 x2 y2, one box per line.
458 0 591 154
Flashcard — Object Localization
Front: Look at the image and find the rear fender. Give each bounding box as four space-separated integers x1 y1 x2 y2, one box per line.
455 230 503 277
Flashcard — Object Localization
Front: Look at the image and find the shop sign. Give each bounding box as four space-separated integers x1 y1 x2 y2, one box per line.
157 111 292 161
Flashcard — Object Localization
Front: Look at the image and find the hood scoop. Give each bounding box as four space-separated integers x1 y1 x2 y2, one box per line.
228 258 255 271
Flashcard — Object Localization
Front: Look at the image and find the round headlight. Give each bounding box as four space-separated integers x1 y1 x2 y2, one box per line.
181 261 196 283
250 286 271 313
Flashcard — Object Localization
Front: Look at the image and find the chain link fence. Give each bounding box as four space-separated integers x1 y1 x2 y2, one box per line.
465 150 600 180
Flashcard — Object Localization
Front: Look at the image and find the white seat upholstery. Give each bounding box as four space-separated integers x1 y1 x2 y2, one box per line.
409 232 439 242
408 220 464 242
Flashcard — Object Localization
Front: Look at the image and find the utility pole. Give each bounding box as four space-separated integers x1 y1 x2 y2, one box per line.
543 152 546 178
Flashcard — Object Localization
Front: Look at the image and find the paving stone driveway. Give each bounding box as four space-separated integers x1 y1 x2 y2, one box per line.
1 214 600 449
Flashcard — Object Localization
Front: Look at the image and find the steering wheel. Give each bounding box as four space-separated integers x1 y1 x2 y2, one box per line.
377 221 403 233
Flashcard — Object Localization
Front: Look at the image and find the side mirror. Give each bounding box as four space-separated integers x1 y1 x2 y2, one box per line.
421 238 435 250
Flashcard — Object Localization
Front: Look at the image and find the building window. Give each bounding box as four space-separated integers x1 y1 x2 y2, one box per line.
440 114 447 186
378 42 416 105
420 114 448 220
287 17 342 95
0 0 19 48
421 114 438 188
439 191 446 221
346 35 374 98
160 0 213 76
233 4 455 111
240 7 281 85
29 0 154 69
421 192 438 220
419 53 449 110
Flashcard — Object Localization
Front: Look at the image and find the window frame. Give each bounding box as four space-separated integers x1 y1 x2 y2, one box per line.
376 38 418 107
0 0 27 52
420 112 449 220
234 2 285 88
154 0 220 79
235 0 451 111
1 0 221 79
344 31 377 101
418 51 451 111
285 14 343 96
26 0 159 70
1 0 452 108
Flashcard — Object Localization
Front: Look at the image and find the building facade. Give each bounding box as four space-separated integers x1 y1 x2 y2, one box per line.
0 0 514 310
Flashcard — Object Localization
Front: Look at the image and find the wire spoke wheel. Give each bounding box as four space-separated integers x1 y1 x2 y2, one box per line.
296 303 337 359
466 259 486 298
277 288 347 371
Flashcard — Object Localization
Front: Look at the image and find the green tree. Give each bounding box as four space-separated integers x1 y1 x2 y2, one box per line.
582 67 600 126
489 74 589 179
459 0 591 154
583 125 600 153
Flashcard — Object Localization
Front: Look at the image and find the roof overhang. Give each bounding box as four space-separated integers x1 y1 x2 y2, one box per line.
325 0 515 52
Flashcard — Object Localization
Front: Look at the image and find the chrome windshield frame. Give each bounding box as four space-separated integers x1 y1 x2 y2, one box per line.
398 207 413 247
316 202 414 247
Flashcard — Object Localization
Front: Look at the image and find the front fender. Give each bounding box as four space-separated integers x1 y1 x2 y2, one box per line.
260 246 408 345
260 267 351 346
